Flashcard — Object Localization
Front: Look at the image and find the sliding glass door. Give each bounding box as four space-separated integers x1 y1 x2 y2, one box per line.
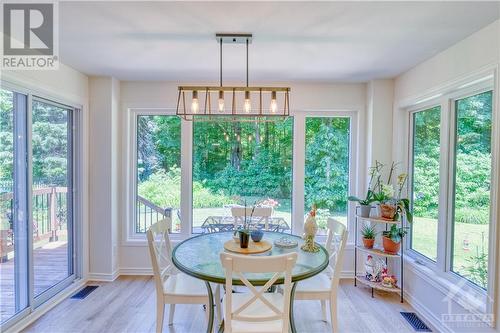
0 88 78 327
0 88 29 323
31 98 74 299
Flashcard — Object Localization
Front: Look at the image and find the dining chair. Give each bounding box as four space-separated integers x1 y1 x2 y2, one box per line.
220 251 298 333
147 219 211 333
294 218 348 332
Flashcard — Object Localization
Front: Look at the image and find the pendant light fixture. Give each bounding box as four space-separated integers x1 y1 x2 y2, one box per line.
176 33 290 121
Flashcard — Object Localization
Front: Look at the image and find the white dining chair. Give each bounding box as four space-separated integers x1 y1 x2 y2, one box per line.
147 219 211 333
294 218 348 332
220 252 298 333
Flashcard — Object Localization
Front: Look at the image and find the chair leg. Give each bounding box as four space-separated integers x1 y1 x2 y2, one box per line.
168 304 176 326
321 300 327 322
156 301 165 333
330 297 338 333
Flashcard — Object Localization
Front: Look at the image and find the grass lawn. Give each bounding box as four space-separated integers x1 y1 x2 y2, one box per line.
412 216 488 288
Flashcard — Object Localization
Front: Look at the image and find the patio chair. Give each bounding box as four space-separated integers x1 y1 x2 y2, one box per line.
230 206 273 230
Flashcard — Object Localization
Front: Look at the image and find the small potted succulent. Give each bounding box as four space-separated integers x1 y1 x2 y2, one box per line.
360 224 377 249
382 224 407 254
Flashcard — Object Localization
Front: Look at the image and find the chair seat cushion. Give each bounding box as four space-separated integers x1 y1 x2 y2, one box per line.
295 272 332 293
223 292 285 333
163 273 207 297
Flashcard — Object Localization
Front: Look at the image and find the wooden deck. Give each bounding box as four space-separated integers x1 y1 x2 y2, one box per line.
0 241 69 323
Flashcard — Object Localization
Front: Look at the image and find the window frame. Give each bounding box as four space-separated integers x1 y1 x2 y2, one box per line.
126 109 360 243
404 73 497 315
407 104 443 265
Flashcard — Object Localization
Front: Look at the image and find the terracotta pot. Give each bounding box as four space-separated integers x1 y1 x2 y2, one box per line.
362 238 375 249
380 204 396 220
382 236 401 254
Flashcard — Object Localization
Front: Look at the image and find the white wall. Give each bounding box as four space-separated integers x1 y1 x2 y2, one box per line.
393 19 500 333
88 77 120 279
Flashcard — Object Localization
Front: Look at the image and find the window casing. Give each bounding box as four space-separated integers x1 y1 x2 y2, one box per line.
406 75 496 313
128 109 358 242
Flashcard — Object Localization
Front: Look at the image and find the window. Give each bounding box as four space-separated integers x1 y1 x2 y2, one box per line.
410 106 441 261
0 86 79 327
135 115 181 233
192 118 293 234
305 117 350 234
451 91 492 289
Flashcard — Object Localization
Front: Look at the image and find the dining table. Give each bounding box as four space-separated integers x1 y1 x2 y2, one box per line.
172 231 329 333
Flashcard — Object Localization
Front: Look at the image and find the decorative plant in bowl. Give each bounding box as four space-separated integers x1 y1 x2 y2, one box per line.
360 224 377 249
382 224 408 254
235 200 257 249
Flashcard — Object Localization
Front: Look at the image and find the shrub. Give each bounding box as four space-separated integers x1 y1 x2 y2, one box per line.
454 207 489 225
138 168 234 209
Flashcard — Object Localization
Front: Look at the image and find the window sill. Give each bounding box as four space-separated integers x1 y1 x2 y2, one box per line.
404 255 491 318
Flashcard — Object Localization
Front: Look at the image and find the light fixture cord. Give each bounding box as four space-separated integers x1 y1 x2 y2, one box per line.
220 37 223 87
246 38 249 87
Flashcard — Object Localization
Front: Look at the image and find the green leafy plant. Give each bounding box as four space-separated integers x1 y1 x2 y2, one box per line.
382 224 408 243
361 224 377 239
348 190 375 206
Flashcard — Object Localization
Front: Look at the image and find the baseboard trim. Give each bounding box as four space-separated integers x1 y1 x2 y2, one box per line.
404 290 453 333
119 267 153 276
4 279 87 333
88 270 119 282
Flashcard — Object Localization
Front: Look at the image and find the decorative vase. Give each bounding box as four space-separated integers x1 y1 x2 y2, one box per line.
359 204 372 218
239 231 250 248
362 238 375 249
301 207 320 253
382 236 400 254
380 204 396 220
251 229 264 242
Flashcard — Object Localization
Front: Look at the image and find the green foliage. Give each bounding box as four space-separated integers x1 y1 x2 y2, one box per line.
348 190 375 206
454 207 489 225
383 224 408 243
138 167 234 209
305 117 349 214
465 234 488 288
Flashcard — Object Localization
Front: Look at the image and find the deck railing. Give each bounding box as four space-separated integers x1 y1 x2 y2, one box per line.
0 186 68 262
136 196 173 233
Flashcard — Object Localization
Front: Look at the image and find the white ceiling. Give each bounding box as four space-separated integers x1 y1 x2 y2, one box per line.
60 1 500 82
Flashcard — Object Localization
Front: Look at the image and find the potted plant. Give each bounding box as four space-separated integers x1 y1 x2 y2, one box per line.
360 224 377 249
236 200 256 249
382 224 407 254
373 163 413 224
348 162 383 217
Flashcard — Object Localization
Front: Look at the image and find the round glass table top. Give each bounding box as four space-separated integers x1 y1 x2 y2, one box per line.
172 231 329 285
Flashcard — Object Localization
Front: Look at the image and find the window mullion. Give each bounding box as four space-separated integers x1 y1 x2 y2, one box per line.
437 98 451 273
292 114 305 234
180 119 193 238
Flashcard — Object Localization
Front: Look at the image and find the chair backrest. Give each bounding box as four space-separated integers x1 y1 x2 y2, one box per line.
220 252 297 333
147 218 173 294
324 218 348 290
231 206 273 229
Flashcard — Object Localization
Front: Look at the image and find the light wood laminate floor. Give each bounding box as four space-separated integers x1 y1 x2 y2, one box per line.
24 276 419 333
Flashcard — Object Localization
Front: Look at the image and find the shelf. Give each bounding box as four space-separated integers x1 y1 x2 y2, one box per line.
355 275 400 293
355 246 400 258
355 215 400 224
